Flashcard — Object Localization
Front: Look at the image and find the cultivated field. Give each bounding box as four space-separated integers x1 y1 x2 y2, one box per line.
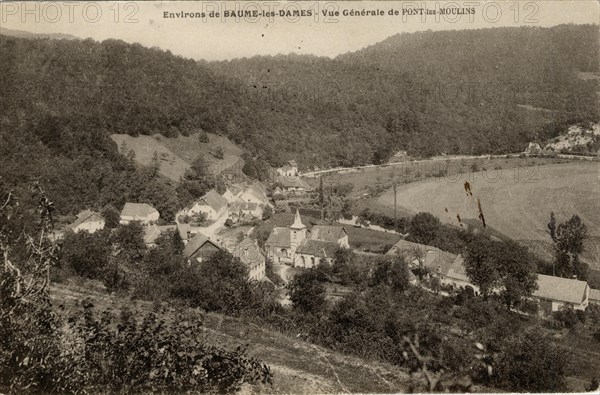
377 162 600 268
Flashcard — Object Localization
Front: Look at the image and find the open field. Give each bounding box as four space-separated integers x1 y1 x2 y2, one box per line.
376 162 600 269
305 157 574 198
110 132 244 182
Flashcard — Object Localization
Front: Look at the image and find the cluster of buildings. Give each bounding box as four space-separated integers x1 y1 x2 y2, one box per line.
386 239 599 314
265 210 349 268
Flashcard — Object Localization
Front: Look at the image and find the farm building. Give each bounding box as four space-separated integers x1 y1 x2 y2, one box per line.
229 237 266 281
183 232 221 264
274 175 313 195
265 210 347 268
120 203 160 225
188 189 228 220
532 274 590 313
69 210 105 233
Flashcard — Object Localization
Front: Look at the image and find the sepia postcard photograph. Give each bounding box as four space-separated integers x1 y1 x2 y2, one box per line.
0 0 599 393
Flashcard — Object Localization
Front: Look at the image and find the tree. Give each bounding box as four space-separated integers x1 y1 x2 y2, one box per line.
61 230 111 279
464 235 538 308
547 211 557 242
101 204 120 228
112 221 147 263
493 330 569 392
287 269 326 314
150 151 160 177
169 250 252 315
553 214 588 279
214 146 224 159
198 131 209 143
408 212 441 245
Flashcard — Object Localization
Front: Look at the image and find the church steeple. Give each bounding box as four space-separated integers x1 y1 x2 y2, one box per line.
290 209 306 230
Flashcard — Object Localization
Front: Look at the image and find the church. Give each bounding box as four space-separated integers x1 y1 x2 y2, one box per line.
265 210 349 268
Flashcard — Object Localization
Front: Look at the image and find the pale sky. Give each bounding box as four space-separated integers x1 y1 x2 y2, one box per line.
1 1 598 60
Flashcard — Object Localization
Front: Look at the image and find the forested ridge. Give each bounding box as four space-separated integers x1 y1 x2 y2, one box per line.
0 25 598 218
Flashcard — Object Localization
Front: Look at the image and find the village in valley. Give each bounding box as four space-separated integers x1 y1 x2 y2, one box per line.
2 11 600 393
56 149 600 313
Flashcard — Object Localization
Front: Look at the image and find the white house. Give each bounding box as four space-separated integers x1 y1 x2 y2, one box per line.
69 210 105 233
276 160 299 177
120 203 160 225
222 185 244 203
239 181 269 206
533 274 590 313
188 189 228 221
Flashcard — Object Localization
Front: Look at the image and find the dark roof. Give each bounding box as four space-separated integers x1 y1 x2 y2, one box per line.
309 225 347 243
296 240 339 258
265 227 291 247
250 181 267 196
69 210 103 229
121 203 158 219
387 239 460 277
533 274 589 305
183 232 220 258
198 189 227 212
288 160 298 167
276 175 312 190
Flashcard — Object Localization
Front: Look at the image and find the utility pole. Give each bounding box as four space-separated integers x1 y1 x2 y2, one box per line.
393 182 397 230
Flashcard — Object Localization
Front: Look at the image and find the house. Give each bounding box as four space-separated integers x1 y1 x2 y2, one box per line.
228 202 263 222
222 185 244 203
143 224 177 247
524 142 542 156
387 239 477 292
275 175 313 195
69 210 105 233
120 203 160 225
533 274 590 313
183 232 221 264
276 160 299 177
188 189 228 221
589 289 600 305
265 210 346 268
230 237 266 281
309 225 349 248
239 181 269 205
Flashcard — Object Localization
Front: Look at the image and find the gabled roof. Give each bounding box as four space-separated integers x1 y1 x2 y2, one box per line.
250 181 267 196
197 189 227 212
229 202 259 211
296 240 339 258
231 237 264 269
276 175 312 190
69 210 104 229
121 203 158 219
309 225 347 243
265 227 291 247
533 274 589 305
387 239 460 277
143 224 176 245
183 232 220 258
287 160 298 167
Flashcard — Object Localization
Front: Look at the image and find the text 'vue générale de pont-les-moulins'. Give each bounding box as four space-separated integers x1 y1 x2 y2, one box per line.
162 6 477 19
